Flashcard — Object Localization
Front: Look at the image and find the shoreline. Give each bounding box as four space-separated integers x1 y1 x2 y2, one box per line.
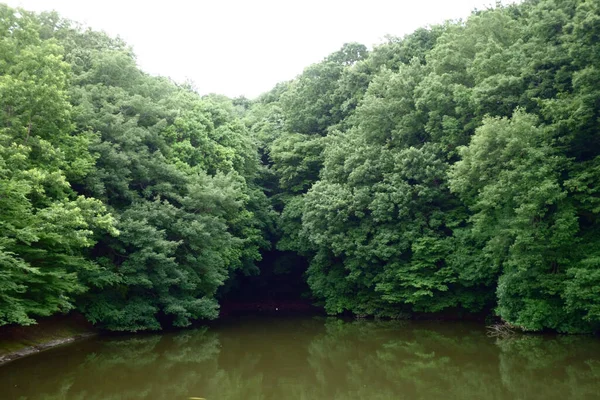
0 313 97 366
0 332 97 366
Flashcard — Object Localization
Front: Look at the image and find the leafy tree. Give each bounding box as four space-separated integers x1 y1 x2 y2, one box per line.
3 0 600 334
449 111 583 332
0 6 116 326
280 43 368 136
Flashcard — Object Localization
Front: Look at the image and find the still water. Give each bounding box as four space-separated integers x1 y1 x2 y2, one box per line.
1 316 600 399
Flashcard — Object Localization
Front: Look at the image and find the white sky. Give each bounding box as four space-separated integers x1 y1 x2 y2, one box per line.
4 0 515 98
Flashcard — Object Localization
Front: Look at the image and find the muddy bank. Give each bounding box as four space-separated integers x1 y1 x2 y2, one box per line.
0 313 97 366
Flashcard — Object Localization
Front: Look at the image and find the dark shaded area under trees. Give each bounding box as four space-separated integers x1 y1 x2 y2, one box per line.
1 0 600 333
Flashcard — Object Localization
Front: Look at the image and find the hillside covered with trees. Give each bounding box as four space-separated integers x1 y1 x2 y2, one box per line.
1 0 599 333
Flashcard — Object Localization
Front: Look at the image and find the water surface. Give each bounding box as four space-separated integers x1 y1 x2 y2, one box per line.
1 316 599 399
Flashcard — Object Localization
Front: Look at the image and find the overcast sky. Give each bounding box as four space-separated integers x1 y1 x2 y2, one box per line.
5 0 515 98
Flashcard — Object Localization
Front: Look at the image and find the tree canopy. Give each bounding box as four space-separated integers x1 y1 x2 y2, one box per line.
1 0 600 333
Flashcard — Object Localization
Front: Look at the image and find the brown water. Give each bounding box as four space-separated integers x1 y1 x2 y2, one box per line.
1 316 600 400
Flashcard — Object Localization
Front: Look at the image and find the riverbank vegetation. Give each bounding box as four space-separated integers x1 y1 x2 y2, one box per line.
1 0 599 333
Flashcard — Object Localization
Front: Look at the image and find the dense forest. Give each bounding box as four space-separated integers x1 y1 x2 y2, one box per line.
0 0 599 333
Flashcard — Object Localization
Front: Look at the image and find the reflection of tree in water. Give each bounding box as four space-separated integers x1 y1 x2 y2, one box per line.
497 335 600 400
305 319 505 399
307 320 600 400
1 318 600 399
0 329 223 400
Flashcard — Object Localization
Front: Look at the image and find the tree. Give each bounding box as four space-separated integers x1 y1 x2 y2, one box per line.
0 6 116 326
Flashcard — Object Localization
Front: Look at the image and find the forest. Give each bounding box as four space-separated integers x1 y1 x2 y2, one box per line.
0 0 599 334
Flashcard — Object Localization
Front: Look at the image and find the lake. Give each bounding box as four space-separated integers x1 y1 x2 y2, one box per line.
1 316 599 399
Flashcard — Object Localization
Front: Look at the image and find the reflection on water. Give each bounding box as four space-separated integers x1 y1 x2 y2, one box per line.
1 317 599 399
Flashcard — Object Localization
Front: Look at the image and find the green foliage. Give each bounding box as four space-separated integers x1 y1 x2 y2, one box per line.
449 111 582 332
0 5 272 331
2 0 600 334
60 26 271 331
280 43 368 136
251 0 600 333
0 6 116 326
